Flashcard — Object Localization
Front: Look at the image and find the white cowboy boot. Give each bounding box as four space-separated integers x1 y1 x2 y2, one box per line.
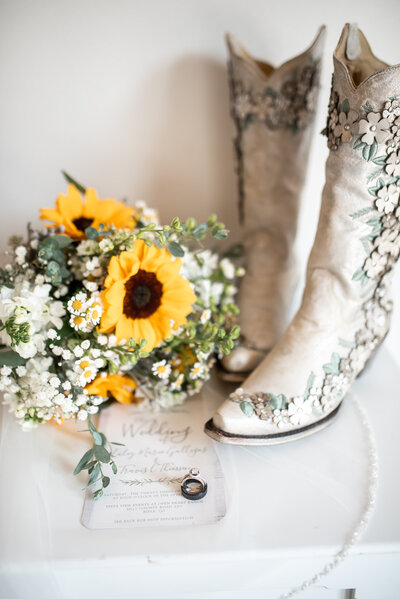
220 27 326 382
207 23 400 444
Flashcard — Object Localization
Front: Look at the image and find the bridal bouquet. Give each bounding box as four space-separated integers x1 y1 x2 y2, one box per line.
0 174 241 497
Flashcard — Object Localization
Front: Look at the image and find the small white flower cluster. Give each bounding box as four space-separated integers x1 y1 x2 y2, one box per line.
149 345 214 408
0 279 65 359
181 249 242 308
67 291 103 333
0 357 99 429
134 200 159 225
0 204 242 428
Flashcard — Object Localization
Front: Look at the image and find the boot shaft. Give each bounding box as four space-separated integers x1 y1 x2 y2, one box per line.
305 24 400 322
227 27 325 255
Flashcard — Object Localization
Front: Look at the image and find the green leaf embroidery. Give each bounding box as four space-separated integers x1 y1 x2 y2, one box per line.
303 372 316 401
353 138 366 151
363 140 378 161
360 272 370 286
340 98 350 115
268 393 288 410
352 268 365 281
360 236 371 255
349 207 373 219
366 168 383 184
240 400 254 417
372 155 387 166
264 86 277 98
338 338 356 349
362 101 373 113
322 353 341 376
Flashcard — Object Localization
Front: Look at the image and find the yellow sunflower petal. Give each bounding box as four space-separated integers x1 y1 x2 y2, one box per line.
83 188 100 216
56 184 83 221
134 319 157 352
99 282 125 331
115 314 136 343
105 256 127 286
39 208 64 225
148 311 172 340
118 250 141 278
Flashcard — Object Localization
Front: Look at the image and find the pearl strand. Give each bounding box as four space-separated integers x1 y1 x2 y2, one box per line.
276 394 378 599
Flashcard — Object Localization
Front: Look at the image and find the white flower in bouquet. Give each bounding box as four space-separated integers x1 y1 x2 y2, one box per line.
0 175 242 499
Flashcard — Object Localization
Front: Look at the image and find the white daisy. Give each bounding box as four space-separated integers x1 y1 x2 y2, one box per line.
152 360 171 379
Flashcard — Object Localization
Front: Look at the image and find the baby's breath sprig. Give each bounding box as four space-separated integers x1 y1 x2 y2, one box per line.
74 416 124 500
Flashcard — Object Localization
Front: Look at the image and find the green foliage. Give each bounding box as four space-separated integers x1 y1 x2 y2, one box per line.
362 101 373 114
363 140 378 161
303 372 316 401
0 350 27 367
338 98 350 115
74 416 124 500
268 393 288 410
62 170 86 194
85 227 99 240
322 353 341 376
1 313 31 347
240 400 254 417
168 241 185 257
38 234 73 285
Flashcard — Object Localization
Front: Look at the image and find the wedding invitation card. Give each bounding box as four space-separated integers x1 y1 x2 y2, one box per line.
81 395 226 529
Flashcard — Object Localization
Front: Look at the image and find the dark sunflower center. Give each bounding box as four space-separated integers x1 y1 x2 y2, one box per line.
73 217 94 231
123 270 163 319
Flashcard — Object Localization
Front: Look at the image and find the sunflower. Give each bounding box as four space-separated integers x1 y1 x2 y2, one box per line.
99 240 196 352
40 184 136 239
85 374 137 404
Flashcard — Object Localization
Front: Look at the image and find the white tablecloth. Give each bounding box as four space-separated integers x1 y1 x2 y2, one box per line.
1 347 399 599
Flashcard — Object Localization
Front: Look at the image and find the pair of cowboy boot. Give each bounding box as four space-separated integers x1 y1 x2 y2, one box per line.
206 23 400 444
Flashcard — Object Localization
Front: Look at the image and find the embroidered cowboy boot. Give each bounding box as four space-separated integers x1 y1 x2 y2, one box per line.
207 23 400 444
220 27 326 382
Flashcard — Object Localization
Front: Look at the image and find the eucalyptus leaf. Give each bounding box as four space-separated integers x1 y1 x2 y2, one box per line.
88 463 100 486
94 445 111 463
93 489 103 500
102 476 110 488
193 224 208 239
53 235 73 248
0 350 27 367
213 229 229 240
92 431 103 445
168 241 185 257
85 227 99 240
73 449 94 475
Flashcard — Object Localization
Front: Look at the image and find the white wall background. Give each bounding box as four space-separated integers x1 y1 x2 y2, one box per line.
0 0 399 361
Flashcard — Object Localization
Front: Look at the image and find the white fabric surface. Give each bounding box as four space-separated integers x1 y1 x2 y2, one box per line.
0 347 400 598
